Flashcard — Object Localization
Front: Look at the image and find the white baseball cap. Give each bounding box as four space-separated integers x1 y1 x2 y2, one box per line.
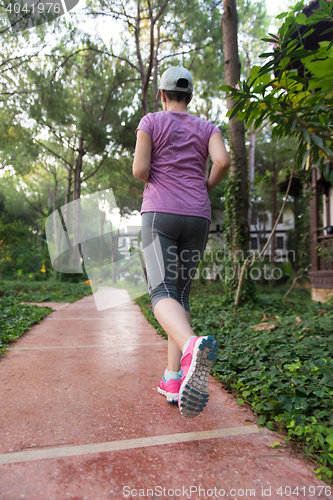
157 66 193 98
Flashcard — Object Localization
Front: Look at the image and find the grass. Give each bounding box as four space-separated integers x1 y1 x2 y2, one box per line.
135 281 333 484
0 280 94 303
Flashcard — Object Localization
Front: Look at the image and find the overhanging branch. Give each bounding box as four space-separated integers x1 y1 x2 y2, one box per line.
35 139 73 169
51 48 140 83
81 151 109 182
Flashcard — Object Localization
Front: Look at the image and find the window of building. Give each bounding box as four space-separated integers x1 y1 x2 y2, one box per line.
277 237 284 249
250 238 258 250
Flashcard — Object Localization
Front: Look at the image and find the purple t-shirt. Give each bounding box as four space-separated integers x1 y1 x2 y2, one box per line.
136 111 221 222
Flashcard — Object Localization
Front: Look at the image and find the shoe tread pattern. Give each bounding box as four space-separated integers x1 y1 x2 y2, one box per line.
179 336 218 418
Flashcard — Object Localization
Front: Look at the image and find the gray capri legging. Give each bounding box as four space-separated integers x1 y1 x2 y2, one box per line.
141 212 210 313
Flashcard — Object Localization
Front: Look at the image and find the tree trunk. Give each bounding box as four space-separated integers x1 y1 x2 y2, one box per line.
52 174 59 278
248 123 256 223
153 24 161 113
73 136 84 202
63 165 72 233
141 78 149 117
72 136 85 267
47 184 52 208
222 0 249 288
135 0 149 116
271 164 277 263
65 166 72 205
110 221 119 284
99 211 105 280
134 0 168 116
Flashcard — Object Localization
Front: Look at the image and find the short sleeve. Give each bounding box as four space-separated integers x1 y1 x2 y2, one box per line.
208 123 221 140
136 113 153 139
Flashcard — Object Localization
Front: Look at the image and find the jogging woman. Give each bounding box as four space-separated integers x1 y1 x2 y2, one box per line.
132 66 230 418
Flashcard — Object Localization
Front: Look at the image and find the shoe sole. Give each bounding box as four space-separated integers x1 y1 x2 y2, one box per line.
179 335 218 418
157 386 178 403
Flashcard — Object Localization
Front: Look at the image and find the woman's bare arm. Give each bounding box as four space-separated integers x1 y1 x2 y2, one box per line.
207 132 230 192
132 130 152 182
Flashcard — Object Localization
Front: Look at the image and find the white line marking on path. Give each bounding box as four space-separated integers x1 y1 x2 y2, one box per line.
20 303 70 310
0 426 259 465
7 343 165 350
52 303 70 310
44 317 133 320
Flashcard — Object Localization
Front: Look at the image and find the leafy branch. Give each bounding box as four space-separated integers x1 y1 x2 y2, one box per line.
221 0 333 183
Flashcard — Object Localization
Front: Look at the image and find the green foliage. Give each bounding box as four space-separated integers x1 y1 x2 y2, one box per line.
0 297 52 355
0 109 39 175
0 216 42 280
0 176 48 279
222 2 333 181
0 280 93 303
137 283 333 483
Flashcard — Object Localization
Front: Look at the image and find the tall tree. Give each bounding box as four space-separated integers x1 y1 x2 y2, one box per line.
222 0 250 297
24 39 137 203
85 0 223 116
15 36 139 269
236 0 271 222
85 0 169 115
0 10 49 174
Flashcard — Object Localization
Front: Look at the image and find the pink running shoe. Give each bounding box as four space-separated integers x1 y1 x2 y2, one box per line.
178 335 219 418
157 376 181 403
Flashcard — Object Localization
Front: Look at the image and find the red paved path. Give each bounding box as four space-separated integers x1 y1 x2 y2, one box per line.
0 288 331 500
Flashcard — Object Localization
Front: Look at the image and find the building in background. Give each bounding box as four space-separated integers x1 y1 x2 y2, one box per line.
310 166 333 302
208 208 295 263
